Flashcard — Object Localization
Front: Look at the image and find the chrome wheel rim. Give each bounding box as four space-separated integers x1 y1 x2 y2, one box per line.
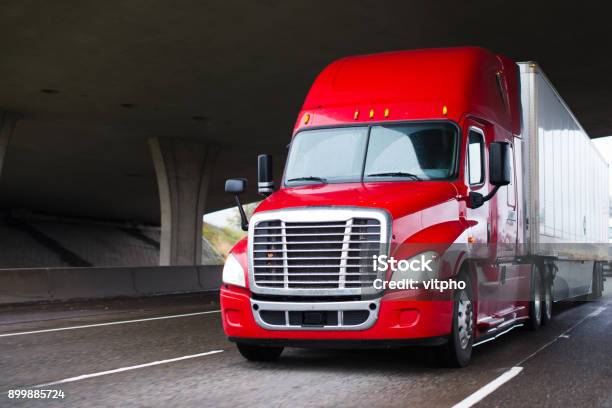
457 291 473 349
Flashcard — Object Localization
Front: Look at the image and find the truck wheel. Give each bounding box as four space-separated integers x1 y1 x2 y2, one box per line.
541 265 553 326
527 265 543 330
436 272 473 367
236 343 283 362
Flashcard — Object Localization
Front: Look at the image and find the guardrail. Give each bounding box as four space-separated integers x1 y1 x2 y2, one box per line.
0 265 222 305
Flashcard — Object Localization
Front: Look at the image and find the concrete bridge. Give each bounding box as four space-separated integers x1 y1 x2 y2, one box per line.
0 1 610 269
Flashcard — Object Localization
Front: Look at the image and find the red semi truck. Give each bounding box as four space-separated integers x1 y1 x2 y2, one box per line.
220 47 609 367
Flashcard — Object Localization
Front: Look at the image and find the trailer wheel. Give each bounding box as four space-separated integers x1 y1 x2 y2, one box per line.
436 272 473 367
541 265 553 326
236 343 283 362
527 265 543 331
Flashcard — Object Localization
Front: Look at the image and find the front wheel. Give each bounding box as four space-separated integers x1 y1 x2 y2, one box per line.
236 343 284 362
436 272 473 367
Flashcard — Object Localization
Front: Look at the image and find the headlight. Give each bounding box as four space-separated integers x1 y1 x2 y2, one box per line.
390 251 439 283
222 253 246 287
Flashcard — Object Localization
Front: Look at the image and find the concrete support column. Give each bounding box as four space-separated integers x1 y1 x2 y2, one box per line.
149 138 216 265
0 112 18 180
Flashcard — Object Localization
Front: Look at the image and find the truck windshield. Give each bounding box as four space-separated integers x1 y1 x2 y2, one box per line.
284 123 458 186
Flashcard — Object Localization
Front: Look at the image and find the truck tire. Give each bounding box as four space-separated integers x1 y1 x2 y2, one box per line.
527 265 543 330
541 265 553 326
436 272 473 368
236 343 283 362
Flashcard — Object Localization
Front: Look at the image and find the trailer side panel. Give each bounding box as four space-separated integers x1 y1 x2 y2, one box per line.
519 62 608 260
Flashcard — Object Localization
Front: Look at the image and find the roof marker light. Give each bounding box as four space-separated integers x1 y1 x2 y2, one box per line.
369 109 375 119
304 113 311 124
384 108 390 118
354 110 359 120
442 105 448 115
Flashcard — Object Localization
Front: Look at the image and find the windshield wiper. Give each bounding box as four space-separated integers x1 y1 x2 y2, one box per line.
286 176 328 184
366 172 421 180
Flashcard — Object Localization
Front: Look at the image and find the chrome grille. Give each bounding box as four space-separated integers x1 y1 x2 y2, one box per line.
249 209 388 295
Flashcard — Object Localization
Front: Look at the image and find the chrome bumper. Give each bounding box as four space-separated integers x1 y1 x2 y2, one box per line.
250 298 381 331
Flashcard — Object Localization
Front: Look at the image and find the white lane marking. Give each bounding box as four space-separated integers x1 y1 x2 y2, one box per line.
588 306 606 317
517 305 608 366
452 367 523 408
0 310 221 338
32 350 224 388
454 302 609 407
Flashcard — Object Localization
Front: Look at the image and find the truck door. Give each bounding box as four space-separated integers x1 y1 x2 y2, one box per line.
501 142 518 246
465 126 489 247
496 141 524 311
464 124 510 323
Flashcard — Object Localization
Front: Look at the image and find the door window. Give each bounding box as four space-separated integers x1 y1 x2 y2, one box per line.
468 129 485 185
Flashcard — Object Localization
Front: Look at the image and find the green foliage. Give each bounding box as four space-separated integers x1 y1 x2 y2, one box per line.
203 222 245 259
203 201 260 260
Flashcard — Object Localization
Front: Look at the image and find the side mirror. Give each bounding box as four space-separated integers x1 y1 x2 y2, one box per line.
257 154 274 196
489 142 511 186
225 178 249 231
468 142 511 209
468 192 485 209
225 178 247 194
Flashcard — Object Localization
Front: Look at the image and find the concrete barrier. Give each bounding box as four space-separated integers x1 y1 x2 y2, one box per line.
0 268 50 303
197 265 223 289
133 266 203 294
0 265 222 305
48 267 138 299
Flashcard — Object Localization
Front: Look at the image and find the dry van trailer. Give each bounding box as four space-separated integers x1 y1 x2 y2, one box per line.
519 62 609 300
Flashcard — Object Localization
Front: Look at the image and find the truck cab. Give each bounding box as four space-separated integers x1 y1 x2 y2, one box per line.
220 47 542 367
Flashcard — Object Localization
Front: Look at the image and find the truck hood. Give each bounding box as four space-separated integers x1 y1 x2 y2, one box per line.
255 181 459 220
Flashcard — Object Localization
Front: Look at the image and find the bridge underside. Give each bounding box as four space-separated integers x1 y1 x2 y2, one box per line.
0 1 609 266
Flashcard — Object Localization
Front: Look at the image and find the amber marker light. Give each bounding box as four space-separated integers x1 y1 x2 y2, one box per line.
354 110 359 120
442 105 448 115
303 113 311 124
384 108 390 118
369 109 375 119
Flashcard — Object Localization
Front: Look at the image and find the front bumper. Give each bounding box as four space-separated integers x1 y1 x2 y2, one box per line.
220 286 453 343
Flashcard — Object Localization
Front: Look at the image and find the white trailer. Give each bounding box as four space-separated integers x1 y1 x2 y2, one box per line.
519 62 609 299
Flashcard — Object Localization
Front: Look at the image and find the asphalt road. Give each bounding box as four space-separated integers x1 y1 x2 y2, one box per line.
1 287 611 408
